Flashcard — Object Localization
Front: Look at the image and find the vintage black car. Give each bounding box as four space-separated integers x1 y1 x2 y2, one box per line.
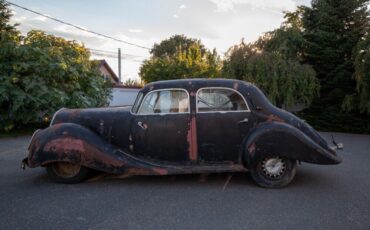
22 79 342 188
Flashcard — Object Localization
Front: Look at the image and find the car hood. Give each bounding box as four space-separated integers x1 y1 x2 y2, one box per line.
50 106 132 142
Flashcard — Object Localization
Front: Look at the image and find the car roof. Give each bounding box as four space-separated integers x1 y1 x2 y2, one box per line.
140 78 255 93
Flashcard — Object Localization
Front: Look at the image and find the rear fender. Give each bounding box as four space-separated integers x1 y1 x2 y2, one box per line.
243 122 341 166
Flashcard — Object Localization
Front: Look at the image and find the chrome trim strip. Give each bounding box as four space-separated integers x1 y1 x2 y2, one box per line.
195 87 251 113
49 107 66 126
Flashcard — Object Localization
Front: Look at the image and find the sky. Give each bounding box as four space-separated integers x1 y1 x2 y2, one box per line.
8 0 311 82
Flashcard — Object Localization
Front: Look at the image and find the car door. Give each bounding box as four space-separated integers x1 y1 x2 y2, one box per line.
196 87 254 163
130 89 191 163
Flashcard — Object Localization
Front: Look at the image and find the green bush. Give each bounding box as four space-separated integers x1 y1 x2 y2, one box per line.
0 29 112 132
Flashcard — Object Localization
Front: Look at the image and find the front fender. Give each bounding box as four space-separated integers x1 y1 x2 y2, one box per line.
244 122 341 166
24 123 170 175
25 123 127 173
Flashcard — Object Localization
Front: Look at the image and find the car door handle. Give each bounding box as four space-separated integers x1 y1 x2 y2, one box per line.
238 118 249 123
137 121 147 130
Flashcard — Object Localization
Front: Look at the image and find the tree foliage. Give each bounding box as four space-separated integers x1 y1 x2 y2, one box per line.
0 0 16 31
0 1 111 132
223 41 318 108
302 0 369 92
222 10 319 109
140 35 221 83
123 78 143 87
299 0 370 132
150 34 206 58
343 30 370 114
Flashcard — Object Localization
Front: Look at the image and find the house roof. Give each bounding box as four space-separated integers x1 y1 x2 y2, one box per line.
92 59 120 84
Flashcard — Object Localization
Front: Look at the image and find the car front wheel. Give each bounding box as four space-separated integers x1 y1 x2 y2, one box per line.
249 156 297 188
46 162 90 184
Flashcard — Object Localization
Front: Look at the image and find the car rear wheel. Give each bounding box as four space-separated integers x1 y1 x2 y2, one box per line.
249 156 297 188
46 162 90 184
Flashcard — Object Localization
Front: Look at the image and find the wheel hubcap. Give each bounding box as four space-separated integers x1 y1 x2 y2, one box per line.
52 162 81 178
261 157 286 178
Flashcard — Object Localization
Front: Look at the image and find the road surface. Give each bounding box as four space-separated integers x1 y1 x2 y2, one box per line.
0 132 369 229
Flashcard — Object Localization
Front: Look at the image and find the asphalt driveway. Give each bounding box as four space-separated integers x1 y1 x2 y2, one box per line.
0 132 369 230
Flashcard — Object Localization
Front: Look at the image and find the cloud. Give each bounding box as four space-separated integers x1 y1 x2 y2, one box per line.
128 29 143 33
208 0 296 12
173 14 179 19
53 24 102 40
12 16 27 23
33 15 47 22
179 4 186 9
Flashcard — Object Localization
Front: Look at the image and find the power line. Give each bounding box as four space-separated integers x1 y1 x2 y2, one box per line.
90 52 145 62
6 1 151 50
89 48 117 54
89 48 147 58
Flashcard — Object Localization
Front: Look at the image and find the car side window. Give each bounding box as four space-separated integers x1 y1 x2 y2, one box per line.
197 88 249 112
138 89 189 114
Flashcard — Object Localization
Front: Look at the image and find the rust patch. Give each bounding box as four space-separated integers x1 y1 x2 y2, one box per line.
82 142 124 168
233 82 239 90
44 138 85 153
266 114 285 123
125 168 153 175
230 164 246 171
68 109 82 120
152 167 168 175
187 116 198 161
248 142 256 154
43 137 124 169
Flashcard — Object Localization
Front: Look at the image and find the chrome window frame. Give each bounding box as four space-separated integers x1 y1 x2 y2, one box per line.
136 88 190 116
196 87 250 113
131 92 144 114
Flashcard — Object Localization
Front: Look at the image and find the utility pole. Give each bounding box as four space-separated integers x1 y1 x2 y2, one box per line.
118 48 122 84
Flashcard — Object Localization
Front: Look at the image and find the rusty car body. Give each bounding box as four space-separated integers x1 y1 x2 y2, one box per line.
22 79 342 187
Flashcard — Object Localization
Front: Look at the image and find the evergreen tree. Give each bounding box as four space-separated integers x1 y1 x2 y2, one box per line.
343 29 370 114
0 0 15 31
301 0 370 132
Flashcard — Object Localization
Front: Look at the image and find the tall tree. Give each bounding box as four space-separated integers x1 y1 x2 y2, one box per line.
222 10 319 109
140 35 221 83
223 41 318 108
343 29 370 114
150 34 206 58
301 0 370 132
0 0 15 31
